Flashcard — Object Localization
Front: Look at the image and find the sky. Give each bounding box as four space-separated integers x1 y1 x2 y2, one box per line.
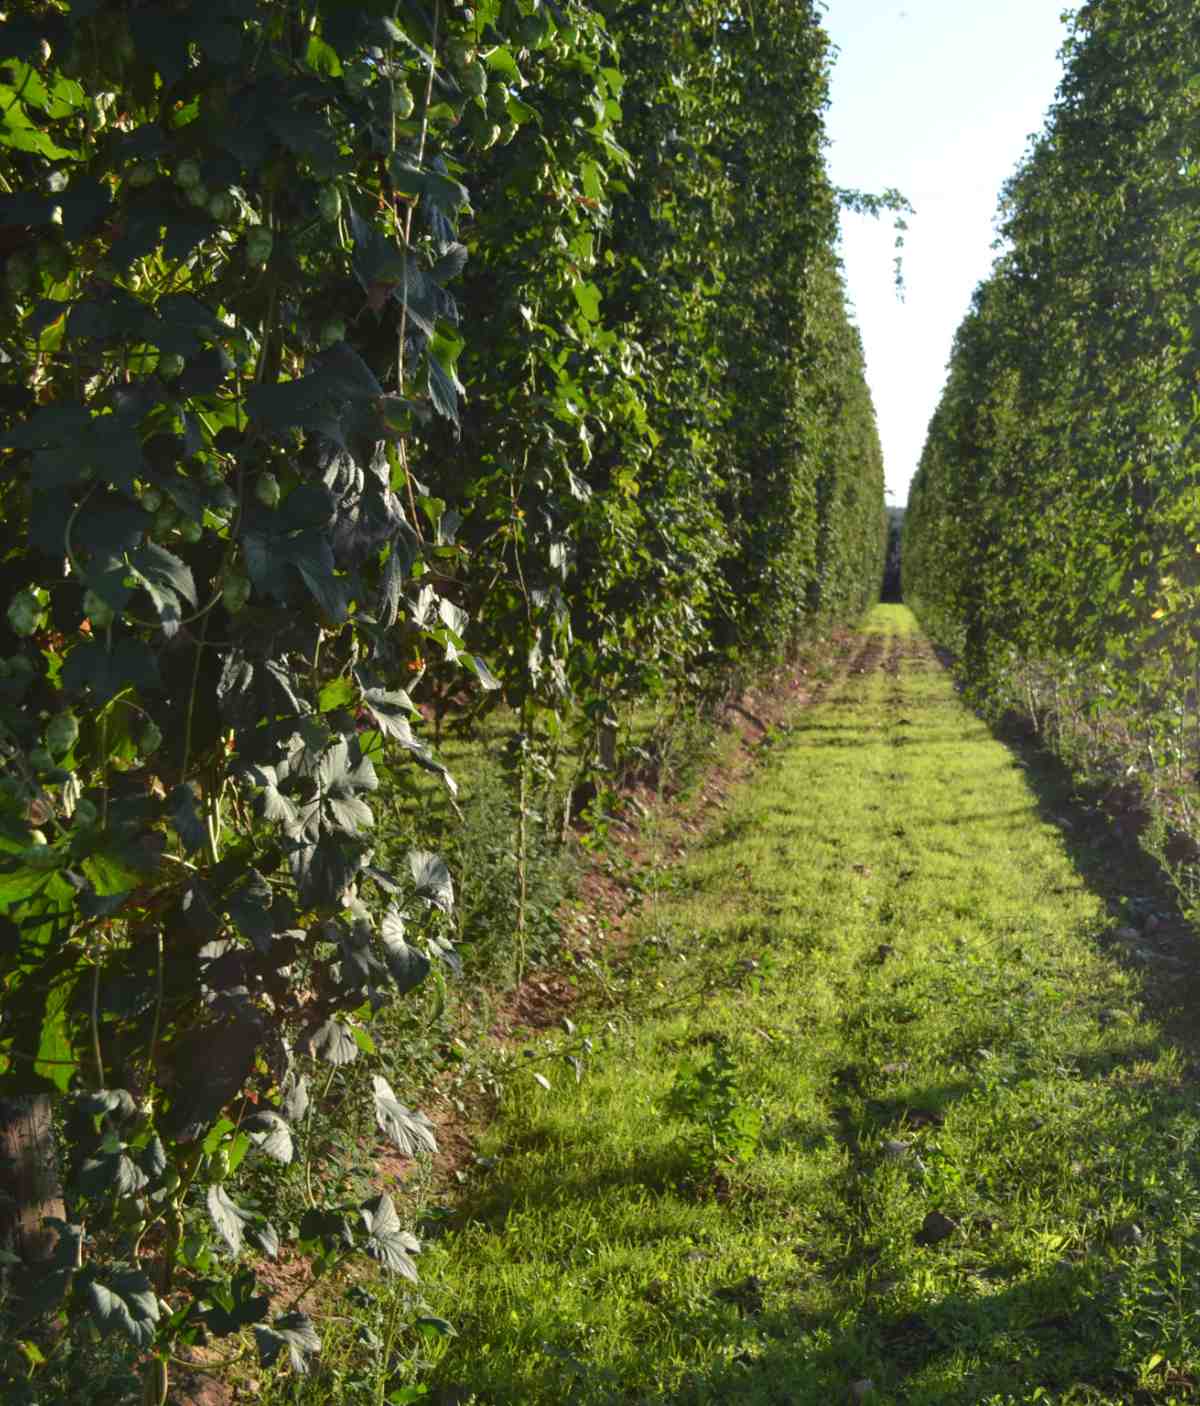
820 0 1072 504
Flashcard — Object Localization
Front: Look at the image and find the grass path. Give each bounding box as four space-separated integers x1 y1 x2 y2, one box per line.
423 605 1200 1406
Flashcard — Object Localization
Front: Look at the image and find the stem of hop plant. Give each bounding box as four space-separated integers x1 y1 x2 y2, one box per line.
516 714 530 985
90 961 104 1089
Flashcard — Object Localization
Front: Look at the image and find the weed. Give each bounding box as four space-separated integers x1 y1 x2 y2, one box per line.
666 1040 763 1173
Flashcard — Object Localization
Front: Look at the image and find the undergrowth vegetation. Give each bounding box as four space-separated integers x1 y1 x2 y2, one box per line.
902 0 1200 922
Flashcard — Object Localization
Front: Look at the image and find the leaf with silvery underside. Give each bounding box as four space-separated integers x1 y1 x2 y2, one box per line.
438 596 468 640
280 1071 309 1123
312 737 377 835
428 933 462 978
359 686 422 744
208 1182 251 1254
361 692 457 795
285 716 332 777
254 1312 321 1374
360 1192 420 1281
62 638 161 705
248 1221 280 1259
127 537 195 627
464 654 502 691
78 1088 139 1123
388 157 471 224
431 241 469 284
409 849 453 913
319 737 379 796
244 762 299 827
335 911 381 990
372 1075 437 1156
300 1017 359 1066
142 1136 167 1181
348 203 407 291
243 1110 294 1165
361 864 405 901
82 1268 159 1347
380 906 431 994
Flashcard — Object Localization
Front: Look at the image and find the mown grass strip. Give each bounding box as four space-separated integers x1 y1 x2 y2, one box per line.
423 605 1200 1406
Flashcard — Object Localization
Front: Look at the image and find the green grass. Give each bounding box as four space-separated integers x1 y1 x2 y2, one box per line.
411 605 1200 1405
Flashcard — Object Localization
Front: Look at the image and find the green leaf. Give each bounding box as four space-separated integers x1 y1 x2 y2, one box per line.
254 1311 321 1374
414 1315 456 1338
305 34 343 76
572 281 602 324
318 677 356 713
34 977 77 1094
202 1268 270 1335
0 87 79 159
505 93 539 126
580 160 604 202
426 327 466 426
483 45 522 81
83 1269 159 1348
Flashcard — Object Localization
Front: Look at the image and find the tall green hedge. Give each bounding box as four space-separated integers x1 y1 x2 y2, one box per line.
0 0 884 1390
905 0 1200 793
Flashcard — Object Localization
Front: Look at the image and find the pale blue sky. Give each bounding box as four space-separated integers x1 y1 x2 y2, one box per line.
821 0 1071 503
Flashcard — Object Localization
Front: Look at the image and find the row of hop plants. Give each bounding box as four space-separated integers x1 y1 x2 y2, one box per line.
0 0 888 1398
903 0 1200 886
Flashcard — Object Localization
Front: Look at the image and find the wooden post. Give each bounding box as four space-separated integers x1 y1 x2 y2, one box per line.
0 1094 65 1271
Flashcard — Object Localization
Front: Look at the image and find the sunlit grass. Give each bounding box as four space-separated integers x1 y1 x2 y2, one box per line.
407 604 1200 1405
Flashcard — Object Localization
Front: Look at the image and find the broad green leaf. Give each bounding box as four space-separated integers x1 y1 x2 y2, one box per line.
83 1269 159 1348
254 1311 321 1374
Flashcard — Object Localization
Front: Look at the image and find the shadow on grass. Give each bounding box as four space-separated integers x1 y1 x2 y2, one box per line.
914 643 1200 1051
986 716 1200 1056
432 1229 1134 1405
